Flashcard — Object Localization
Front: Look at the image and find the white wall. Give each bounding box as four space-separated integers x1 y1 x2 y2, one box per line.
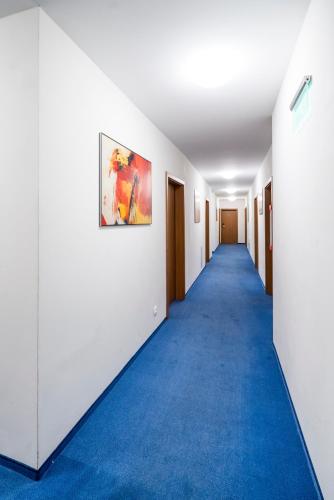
0 7 218 470
211 193 219 254
185 165 219 283
0 9 39 468
218 198 246 243
247 148 272 285
37 10 218 466
273 0 334 497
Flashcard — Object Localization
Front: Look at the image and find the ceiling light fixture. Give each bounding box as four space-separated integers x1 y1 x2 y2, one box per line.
228 195 237 202
226 188 237 194
221 170 237 180
183 45 244 89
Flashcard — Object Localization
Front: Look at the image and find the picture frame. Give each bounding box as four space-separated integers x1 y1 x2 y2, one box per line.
258 189 263 215
99 133 152 226
194 189 200 223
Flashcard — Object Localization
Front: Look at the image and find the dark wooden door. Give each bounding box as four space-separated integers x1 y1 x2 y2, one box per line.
221 209 238 244
205 200 210 263
245 207 247 245
265 182 273 295
254 197 259 269
166 175 185 314
167 182 176 305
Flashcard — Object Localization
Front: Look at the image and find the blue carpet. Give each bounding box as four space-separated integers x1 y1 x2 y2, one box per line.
0 245 319 499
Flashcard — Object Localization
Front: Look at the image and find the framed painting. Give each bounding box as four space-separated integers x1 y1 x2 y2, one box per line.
99 133 152 226
194 189 200 223
258 189 263 215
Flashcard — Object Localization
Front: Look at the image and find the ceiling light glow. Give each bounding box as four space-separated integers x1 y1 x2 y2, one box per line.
183 45 244 89
226 188 237 194
228 195 236 202
221 170 237 180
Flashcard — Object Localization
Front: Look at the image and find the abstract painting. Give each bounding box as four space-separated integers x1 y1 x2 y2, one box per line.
194 189 200 223
100 133 152 226
258 190 263 215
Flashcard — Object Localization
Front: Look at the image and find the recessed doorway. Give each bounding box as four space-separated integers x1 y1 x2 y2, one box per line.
254 197 259 269
205 199 210 263
245 207 247 245
220 209 238 244
265 181 273 295
166 173 185 316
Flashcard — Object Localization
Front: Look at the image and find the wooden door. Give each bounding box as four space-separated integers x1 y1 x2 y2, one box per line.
254 197 259 269
205 200 210 263
167 182 176 305
166 174 185 314
265 182 273 295
221 209 238 244
245 207 247 245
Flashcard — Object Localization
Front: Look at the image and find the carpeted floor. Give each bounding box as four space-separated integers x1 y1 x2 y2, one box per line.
0 244 319 499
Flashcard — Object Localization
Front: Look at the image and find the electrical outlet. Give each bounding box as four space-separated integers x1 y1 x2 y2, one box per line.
153 305 158 317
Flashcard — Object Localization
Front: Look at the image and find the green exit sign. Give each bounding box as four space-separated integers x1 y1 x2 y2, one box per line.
292 76 312 132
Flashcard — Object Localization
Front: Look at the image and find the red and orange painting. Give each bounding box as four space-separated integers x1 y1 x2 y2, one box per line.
99 133 152 226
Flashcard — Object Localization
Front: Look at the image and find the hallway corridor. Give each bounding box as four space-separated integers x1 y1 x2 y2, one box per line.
0 245 318 499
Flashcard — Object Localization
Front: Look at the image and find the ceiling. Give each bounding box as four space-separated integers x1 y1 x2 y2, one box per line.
2 0 310 196
0 0 36 17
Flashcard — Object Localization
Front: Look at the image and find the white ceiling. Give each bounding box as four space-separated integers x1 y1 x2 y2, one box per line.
0 0 36 18
2 0 310 195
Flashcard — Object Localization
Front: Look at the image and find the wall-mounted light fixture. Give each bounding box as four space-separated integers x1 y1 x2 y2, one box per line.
290 75 312 111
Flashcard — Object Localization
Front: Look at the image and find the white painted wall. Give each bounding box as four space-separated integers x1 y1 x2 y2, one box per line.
37 10 218 466
211 194 219 254
218 198 246 243
0 7 219 469
247 148 272 285
273 0 334 497
0 9 38 468
184 164 219 282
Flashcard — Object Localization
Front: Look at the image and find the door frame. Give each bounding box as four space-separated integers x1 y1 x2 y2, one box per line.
254 197 259 269
219 209 221 243
166 173 185 317
245 207 247 246
205 199 210 263
264 179 273 295
220 208 238 244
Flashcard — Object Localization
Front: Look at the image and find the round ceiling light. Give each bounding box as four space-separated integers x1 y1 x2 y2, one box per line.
221 170 237 180
184 45 244 89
